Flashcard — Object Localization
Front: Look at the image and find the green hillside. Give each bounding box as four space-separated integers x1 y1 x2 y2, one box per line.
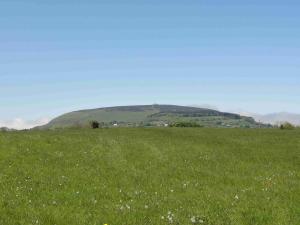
0 128 299 224
39 105 267 129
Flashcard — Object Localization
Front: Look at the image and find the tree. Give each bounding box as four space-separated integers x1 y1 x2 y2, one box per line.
280 122 295 130
90 121 100 129
170 122 202 128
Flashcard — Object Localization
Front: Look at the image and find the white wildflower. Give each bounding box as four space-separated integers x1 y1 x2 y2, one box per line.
191 216 196 223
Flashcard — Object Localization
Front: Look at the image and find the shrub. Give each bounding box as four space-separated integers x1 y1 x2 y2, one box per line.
170 122 202 128
280 122 295 130
90 121 100 129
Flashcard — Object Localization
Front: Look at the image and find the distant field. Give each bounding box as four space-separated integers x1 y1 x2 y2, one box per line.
0 128 299 225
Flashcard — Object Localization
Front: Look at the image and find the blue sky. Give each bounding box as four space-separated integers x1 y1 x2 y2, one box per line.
1 0 300 127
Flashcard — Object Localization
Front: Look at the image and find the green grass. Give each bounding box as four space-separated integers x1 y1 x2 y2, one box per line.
0 128 299 225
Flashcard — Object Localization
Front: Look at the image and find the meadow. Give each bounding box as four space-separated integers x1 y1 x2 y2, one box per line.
0 128 299 225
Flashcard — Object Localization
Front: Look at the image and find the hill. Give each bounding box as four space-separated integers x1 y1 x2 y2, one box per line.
253 112 300 126
37 105 267 129
0 127 16 132
0 128 299 224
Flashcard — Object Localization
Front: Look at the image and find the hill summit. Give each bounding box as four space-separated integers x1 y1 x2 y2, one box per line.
38 105 268 129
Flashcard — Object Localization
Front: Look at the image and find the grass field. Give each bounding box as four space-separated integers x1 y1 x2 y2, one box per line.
0 128 299 225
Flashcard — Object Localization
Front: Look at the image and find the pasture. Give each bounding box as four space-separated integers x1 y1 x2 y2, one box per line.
0 128 299 225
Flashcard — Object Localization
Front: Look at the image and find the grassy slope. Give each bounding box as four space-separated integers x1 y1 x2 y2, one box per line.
42 105 261 129
49 109 159 126
0 128 299 225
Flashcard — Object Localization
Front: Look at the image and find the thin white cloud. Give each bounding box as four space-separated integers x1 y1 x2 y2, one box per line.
0 118 51 130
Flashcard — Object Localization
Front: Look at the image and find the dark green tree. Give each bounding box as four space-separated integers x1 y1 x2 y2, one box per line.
280 122 295 130
90 121 100 129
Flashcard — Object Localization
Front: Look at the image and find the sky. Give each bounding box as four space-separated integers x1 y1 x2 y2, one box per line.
1 0 300 128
